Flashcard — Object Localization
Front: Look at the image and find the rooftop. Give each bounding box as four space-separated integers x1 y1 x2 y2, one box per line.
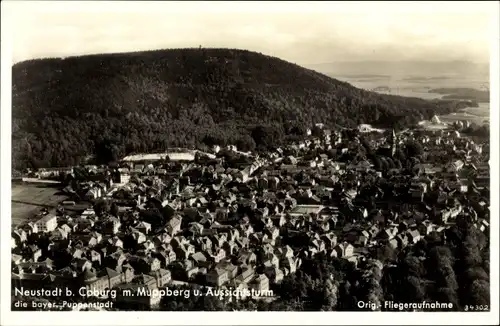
289 205 325 216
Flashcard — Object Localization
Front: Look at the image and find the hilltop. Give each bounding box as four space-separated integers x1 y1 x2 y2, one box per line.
12 48 472 169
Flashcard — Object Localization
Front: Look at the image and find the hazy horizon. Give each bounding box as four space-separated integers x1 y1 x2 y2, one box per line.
3 1 496 65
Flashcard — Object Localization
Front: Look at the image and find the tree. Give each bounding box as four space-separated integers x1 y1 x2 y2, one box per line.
373 156 383 170
406 276 425 302
376 245 396 263
320 279 339 311
236 134 256 152
468 279 490 306
286 121 308 136
435 287 459 310
386 157 396 169
405 141 424 159
251 124 284 150
110 202 119 217
95 139 120 164
93 199 110 216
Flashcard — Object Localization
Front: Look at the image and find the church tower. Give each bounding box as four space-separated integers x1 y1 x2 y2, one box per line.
390 129 397 157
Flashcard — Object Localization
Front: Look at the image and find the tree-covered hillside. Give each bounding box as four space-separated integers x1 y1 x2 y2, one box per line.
12 48 472 169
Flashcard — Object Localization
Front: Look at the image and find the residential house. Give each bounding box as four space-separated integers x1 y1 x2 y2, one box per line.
280 257 297 274
24 222 39 235
321 233 338 249
222 240 238 256
130 229 147 245
153 233 172 248
89 250 102 266
154 248 176 268
276 245 294 259
28 246 43 262
35 214 58 233
85 187 102 200
12 254 24 265
375 228 395 242
191 252 210 268
102 217 121 235
332 243 354 258
211 234 228 248
234 266 255 285
237 250 257 266
108 236 124 249
395 234 409 249
78 231 102 248
189 222 204 236
12 230 28 247
270 214 287 227
264 253 280 268
197 237 213 252
136 222 152 235
265 226 280 240
207 268 229 286
141 240 155 252
208 248 226 264
216 261 239 280
167 215 183 236
407 230 422 244
149 268 171 288
447 160 465 173
249 274 270 292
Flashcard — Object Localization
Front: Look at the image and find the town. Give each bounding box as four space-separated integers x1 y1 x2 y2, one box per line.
11 119 490 311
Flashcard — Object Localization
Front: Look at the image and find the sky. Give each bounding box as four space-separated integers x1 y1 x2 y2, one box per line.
3 1 496 65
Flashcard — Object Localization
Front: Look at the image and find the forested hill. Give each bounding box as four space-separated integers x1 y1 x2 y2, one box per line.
12 48 471 169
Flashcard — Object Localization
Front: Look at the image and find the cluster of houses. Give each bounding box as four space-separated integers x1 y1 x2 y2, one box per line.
11 123 490 310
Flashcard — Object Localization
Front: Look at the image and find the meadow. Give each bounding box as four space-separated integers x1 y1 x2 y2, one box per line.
11 182 67 227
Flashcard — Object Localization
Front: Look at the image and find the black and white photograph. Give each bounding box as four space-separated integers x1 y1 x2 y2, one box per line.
1 1 498 325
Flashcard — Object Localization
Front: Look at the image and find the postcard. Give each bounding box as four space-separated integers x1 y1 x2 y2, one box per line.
1 1 498 325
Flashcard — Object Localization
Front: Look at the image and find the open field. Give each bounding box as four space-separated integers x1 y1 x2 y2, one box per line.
11 182 67 227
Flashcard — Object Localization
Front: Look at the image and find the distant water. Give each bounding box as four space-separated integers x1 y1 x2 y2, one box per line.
333 73 490 125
